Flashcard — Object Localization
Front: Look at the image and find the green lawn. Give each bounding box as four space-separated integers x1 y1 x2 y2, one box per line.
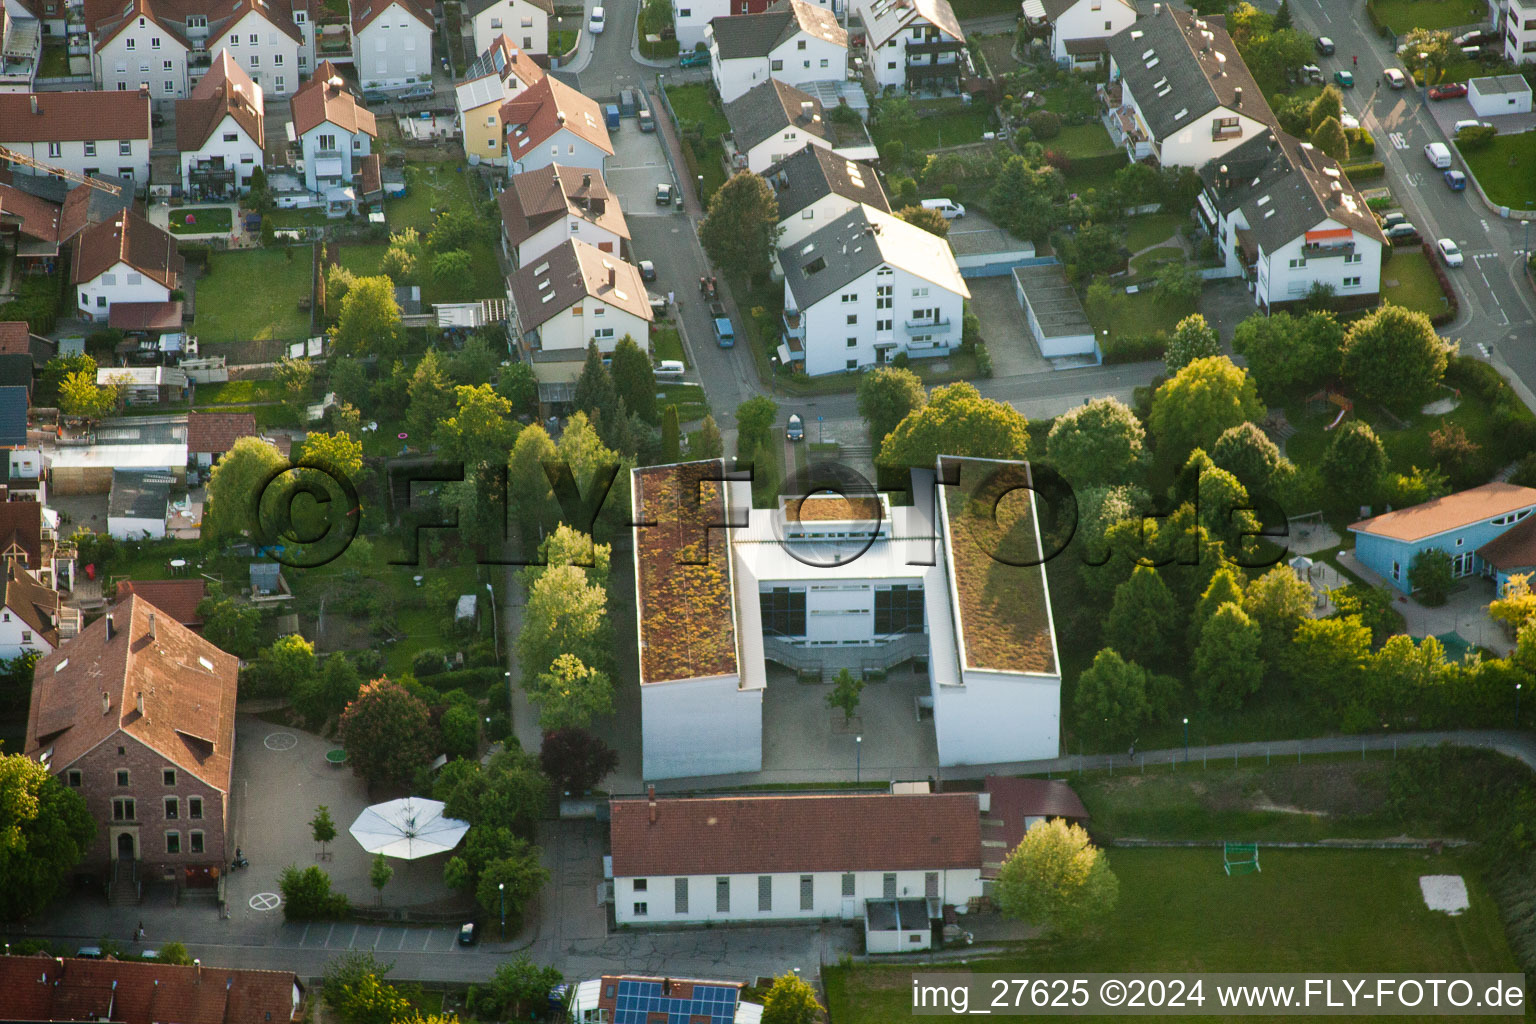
385 162 480 234
1087 284 1196 343
550 28 578 56
657 381 709 423
39 45 71 78
1381 249 1451 316
873 98 994 152
264 207 331 229
1413 55 1488 87
1371 0 1486 33
650 324 684 364
1127 246 1185 280
337 242 389 278
1123 212 1188 252
195 379 284 405
1459 131 1536 211
1282 385 1515 478
1037 81 1101 119
827 847 1516 1024
1050 123 1118 159
192 247 314 344
168 207 234 235
664 82 729 138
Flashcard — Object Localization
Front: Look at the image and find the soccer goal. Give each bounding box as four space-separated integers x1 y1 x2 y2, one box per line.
1224 842 1260 876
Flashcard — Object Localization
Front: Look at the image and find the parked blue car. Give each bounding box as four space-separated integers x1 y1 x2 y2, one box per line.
679 49 709 68
1444 169 1468 191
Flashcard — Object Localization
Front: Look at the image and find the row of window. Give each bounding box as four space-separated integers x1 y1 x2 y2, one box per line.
43 140 135 159
769 58 833 70
842 285 930 302
633 871 939 917
163 830 207 854
73 766 190 787
485 17 536 27
104 794 205 820
759 585 923 637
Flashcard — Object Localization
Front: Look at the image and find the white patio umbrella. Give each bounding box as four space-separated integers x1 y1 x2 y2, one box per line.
348 797 469 860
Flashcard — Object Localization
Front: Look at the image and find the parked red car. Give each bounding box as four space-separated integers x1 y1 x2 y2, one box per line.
1428 82 1469 100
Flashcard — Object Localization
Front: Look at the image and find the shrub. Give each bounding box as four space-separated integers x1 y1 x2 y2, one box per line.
1456 124 1498 150
1027 110 1062 140
1340 162 1385 181
975 339 994 377
1444 354 1507 403
1102 331 1168 363
411 647 449 678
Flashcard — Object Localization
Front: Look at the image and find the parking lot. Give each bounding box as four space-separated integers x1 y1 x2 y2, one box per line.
1423 96 1536 139
601 111 678 219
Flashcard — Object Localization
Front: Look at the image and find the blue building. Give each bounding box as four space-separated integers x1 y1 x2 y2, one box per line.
1349 482 1536 594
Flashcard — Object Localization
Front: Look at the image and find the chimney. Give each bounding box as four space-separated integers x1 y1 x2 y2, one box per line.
194 960 201 982
1234 87 1243 106
582 172 591 189
147 612 156 641
105 613 115 641
135 692 144 717
647 784 656 824
1153 1 1160 12
662 979 673 996
608 264 616 288
101 691 110 715
138 83 149 98
30 95 38 115
800 99 814 119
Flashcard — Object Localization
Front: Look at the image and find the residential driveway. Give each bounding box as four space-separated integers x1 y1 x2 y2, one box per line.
966 276 1050 376
605 122 675 218
1196 277 1257 347
1422 95 1536 140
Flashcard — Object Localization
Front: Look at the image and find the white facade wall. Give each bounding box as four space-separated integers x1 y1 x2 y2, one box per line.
513 216 623 270
507 127 609 174
0 610 55 661
471 0 548 55
205 12 304 97
677 0 838 51
1469 76 1534 113
1254 227 1382 310
179 113 264 192
777 192 865 250
639 675 762 779
1498 0 1536 64
613 867 981 925
298 122 372 192
792 263 964 376
0 135 151 185
744 128 831 173
710 32 847 103
532 301 649 356
76 261 173 322
108 513 166 540
865 22 962 91
355 4 433 89
932 669 1061 765
1051 0 1135 62
1123 83 1266 168
96 28 189 98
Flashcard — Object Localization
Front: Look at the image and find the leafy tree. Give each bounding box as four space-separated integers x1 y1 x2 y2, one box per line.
1061 223 1123 281
609 336 658 423
698 171 780 282
895 204 950 237
1155 260 1202 308
329 356 371 410
277 864 349 920
1320 420 1386 509
857 366 927 452
1308 85 1343 131
433 749 549 837
539 727 620 795
310 805 337 859
197 593 261 658
1149 357 1264 466
154 942 193 965
339 679 435 787
327 970 409 1024
325 264 358 321
826 667 864 724
334 275 403 357
1490 573 1536 634
696 414 724 458
0 752 94 919
1382 464 1451 509
369 853 394 905
1231 310 1344 399
1409 548 1455 605
1164 314 1220 373
995 819 1119 934
296 431 363 478
1192 566 1246 647
1073 648 1151 747
877 382 1029 469
508 423 559 542
322 953 401 1024
1238 26 1311 97
1285 615 1371 708
429 207 484 253
431 250 475 300
405 349 456 445
989 155 1063 242
380 228 420 283
440 704 481 760
1105 566 1180 667
0 651 37 715
38 353 96 407
251 633 318 701
476 841 551 929
1401 27 1454 83
276 355 316 407
1194 602 1263 712
531 524 612 585
1210 422 1289 495
296 654 362 728
203 436 289 543
660 405 681 462
1310 116 1349 161
761 973 823 1024
528 653 614 731
735 395 780 459
437 384 515 468
470 956 564 1021
496 361 539 418
326 401 363 439
1047 397 1143 487
1343 305 1450 411
519 563 610 677
59 369 119 419
1242 565 1313 648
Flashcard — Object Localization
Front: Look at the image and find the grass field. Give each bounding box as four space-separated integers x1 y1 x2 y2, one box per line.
1123 212 1189 252
1381 250 1451 316
650 324 684 364
826 847 1516 1023
872 98 995 152
168 207 233 235
665 82 728 137
1459 131 1536 211
1087 284 1195 340
1050 123 1119 159
195 379 284 405
192 247 313 343
38 45 71 78
1038 81 1101 119
1127 246 1185 280
336 242 389 278
386 162 480 234
1282 384 1520 475
1371 0 1485 32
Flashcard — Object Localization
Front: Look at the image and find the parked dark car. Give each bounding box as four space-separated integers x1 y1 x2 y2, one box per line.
638 259 657 282
1315 36 1335 55
656 183 674 205
458 922 478 946
1444 169 1468 191
399 85 434 102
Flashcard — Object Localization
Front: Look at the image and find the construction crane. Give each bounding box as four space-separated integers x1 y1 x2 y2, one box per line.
0 145 122 196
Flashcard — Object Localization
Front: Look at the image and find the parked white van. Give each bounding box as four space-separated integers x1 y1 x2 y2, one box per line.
655 360 686 379
920 198 966 219
1424 142 1452 168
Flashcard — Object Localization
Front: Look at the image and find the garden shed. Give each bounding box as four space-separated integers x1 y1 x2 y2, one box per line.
1469 75 1533 117
1012 263 1098 358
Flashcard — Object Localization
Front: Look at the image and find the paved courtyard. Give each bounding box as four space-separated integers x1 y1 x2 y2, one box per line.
966 275 1051 376
601 114 676 220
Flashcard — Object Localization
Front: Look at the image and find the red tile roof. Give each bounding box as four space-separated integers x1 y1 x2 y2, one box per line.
176 51 265 152
2 564 61 647
92 0 193 51
187 410 259 454
0 955 303 1024
0 91 151 144
0 501 44 566
27 593 240 791
0 181 62 242
1477 514 1536 572
1351 482 1536 542
108 301 185 332
71 210 184 289
983 776 1088 856
500 75 613 159
292 64 379 138
0 322 34 354
207 0 304 45
116 578 208 629
609 792 982 877
352 0 432 35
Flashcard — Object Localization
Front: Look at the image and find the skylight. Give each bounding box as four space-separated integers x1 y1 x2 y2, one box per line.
533 261 550 276
1256 195 1270 206
198 656 214 671
1173 106 1187 119
1153 77 1168 89
1141 47 1155 60
1263 208 1276 218
1146 57 1160 69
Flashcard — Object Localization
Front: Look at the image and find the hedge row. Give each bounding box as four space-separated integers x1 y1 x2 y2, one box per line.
1069 151 1131 181
1102 330 1168 364
1341 162 1385 181
1419 240 1461 328
1364 0 1393 39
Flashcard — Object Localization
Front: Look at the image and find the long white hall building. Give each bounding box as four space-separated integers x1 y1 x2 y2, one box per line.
630 457 1062 781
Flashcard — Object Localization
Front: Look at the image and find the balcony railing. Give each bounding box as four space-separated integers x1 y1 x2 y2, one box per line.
1300 242 1355 259
782 309 805 340
903 317 952 335
906 38 964 55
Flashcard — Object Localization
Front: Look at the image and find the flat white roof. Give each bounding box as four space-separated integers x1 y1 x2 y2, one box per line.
50 444 189 470
732 503 934 583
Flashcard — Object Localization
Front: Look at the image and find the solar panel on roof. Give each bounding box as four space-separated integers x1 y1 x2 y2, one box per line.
613 980 738 1024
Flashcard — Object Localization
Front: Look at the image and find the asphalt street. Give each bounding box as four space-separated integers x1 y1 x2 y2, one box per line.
1287 0 1536 389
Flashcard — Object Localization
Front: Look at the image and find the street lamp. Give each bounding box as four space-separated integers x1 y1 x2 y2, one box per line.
1183 717 1190 763
485 583 498 659
856 734 862 783
498 881 506 939
697 174 704 202
1518 684 1523 728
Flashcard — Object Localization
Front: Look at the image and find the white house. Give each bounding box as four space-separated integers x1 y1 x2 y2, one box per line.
464 0 550 56
1488 0 1536 64
290 61 377 201
630 458 1062 781
764 145 889 258
0 565 60 660
1197 129 1386 312
852 0 966 93
497 163 629 269
71 211 184 323
506 238 652 405
175 51 264 197
201 0 307 97
455 34 545 166
608 791 984 926
89 0 193 98
775 203 967 376
1104 7 1273 168
351 0 433 90
676 0 842 51
1039 0 1137 68
0 91 151 184
107 470 171 541
501 75 613 174
723 78 876 173
707 0 847 103
1468 74 1534 115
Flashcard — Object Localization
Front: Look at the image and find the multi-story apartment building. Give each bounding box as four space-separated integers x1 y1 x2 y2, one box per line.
290 61 376 199
1489 0 1536 64
454 33 545 166
500 74 613 173
464 0 549 56
707 0 847 103
763 144 889 258
0 90 151 182
851 0 966 93
497 163 629 268
351 0 432 90
175 50 263 196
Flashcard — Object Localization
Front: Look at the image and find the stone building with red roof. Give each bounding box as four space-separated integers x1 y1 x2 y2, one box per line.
0 954 304 1024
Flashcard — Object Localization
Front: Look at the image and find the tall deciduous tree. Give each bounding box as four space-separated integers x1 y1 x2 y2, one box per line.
877 381 1028 469
1164 314 1220 373
609 336 658 424
405 349 456 446
698 171 780 282
696 414 724 458
1308 84 1343 131
518 563 610 681
472 956 564 1021
1194 602 1263 712
894 204 951 237
277 355 316 405
369 853 394 905
1320 420 1386 508
497 361 540 418
1046 397 1144 487
826 667 864 724
1148 357 1264 466
59 370 119 420
857 366 927 452
1192 567 1246 647
1409 548 1455 605
995 819 1119 934
1285 615 1371 708
539 728 620 795
1105 566 1180 667
204 435 290 543
339 679 435 787
475 840 551 928
437 384 515 467
296 431 364 478
528 653 614 731
1343 304 1450 412
1231 310 1343 399
310 805 337 859
0 752 94 919
334 275 403 357
1242 566 1313 648
1073 648 1151 747
989 155 1063 242
1210 422 1290 495
735 395 780 458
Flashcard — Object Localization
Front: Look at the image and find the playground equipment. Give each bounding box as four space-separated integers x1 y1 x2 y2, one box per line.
1224 842 1260 875
1306 391 1354 430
